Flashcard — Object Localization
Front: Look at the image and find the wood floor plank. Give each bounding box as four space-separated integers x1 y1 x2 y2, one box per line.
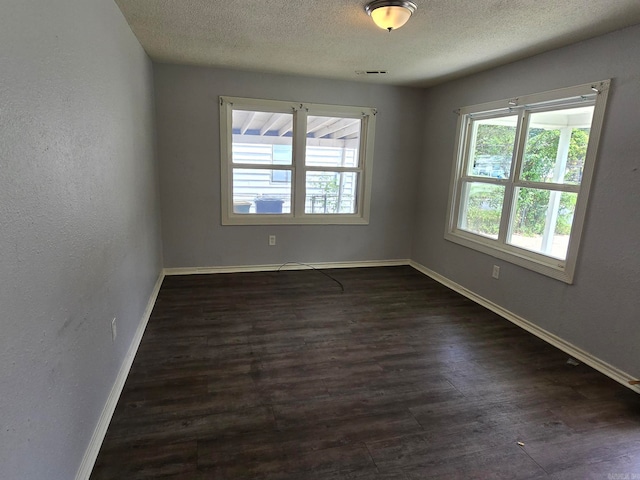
90 266 640 479
547 449 640 479
91 441 197 480
402 447 549 479
518 425 640 474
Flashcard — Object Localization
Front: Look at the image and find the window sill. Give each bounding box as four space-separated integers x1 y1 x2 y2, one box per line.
222 214 370 226
444 231 574 284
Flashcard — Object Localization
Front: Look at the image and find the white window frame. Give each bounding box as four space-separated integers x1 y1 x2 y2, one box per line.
445 80 610 283
220 96 376 225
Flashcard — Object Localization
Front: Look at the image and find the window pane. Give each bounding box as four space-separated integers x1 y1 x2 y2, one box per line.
508 188 577 259
232 168 291 214
306 116 360 168
468 116 517 179
458 182 505 239
520 106 593 185
305 171 358 214
270 169 291 183
232 110 293 165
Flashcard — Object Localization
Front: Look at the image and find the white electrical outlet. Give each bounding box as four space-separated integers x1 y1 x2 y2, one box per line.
111 317 117 341
492 265 500 279
269 235 276 246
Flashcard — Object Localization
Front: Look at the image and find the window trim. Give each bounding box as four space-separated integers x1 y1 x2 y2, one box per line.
220 96 376 225
445 80 610 284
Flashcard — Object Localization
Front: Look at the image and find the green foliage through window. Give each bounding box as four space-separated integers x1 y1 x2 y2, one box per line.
447 81 609 281
466 123 589 238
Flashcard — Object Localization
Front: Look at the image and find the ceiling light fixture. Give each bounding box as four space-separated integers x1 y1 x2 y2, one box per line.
365 0 417 32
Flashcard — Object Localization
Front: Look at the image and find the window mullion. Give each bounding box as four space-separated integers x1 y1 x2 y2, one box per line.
510 110 528 183
305 166 361 173
513 181 579 193
293 105 307 217
499 185 515 244
452 117 474 231
220 99 233 222
500 109 527 244
232 163 291 170
461 117 476 177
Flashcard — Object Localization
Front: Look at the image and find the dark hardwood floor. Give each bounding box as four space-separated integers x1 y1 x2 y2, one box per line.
90 266 640 479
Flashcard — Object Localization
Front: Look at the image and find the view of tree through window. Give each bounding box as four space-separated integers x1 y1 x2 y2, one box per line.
461 108 592 259
447 81 609 282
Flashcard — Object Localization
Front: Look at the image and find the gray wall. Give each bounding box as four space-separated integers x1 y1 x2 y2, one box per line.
0 0 162 478
154 64 424 268
413 24 640 377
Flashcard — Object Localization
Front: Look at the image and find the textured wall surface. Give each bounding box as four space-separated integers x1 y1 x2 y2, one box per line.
412 24 640 377
0 0 162 478
154 64 424 268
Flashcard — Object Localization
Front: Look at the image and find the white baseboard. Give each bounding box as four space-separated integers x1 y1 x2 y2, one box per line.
409 260 640 395
164 259 410 276
75 270 165 480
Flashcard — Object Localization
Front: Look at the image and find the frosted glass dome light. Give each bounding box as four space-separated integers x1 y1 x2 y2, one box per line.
365 0 417 32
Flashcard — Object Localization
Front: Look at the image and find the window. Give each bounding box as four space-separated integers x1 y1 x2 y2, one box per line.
220 96 376 225
446 80 610 283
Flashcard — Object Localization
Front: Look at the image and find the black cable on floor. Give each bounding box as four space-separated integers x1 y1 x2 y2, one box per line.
276 262 345 293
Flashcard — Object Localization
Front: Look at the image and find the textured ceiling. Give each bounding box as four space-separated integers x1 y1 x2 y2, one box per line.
114 0 640 86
